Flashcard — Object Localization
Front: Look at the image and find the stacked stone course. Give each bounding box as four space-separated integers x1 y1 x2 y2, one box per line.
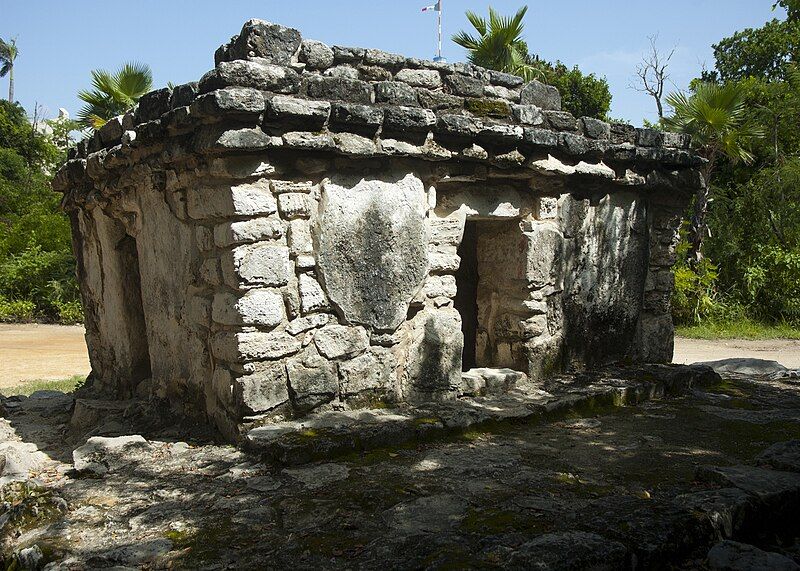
54 19 704 439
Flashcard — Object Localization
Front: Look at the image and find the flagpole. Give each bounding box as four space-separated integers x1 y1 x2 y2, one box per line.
437 0 442 60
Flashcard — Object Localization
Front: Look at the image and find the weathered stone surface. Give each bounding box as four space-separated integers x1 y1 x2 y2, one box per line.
383 106 436 132
416 89 464 111
306 76 373 103
213 330 301 362
282 131 335 151
582 116 611 139
511 104 543 125
192 87 264 117
214 218 284 247
374 81 418 105
444 74 485 97
299 39 334 70
202 60 301 93
135 88 171 123
298 273 328 313
324 65 359 79
217 19 302 65
330 102 384 132
277 192 311 219
286 313 331 335
188 179 277 219
395 69 442 89
234 361 290 414
314 324 369 359
212 289 285 327
195 126 279 152
520 80 561 110
405 308 463 398
707 541 800 571
484 84 520 101
287 219 313 255
316 174 429 330
73 435 151 475
507 532 627 569
332 45 365 64
544 110 578 131
286 354 338 411
339 350 395 395
358 65 393 81
757 440 800 473
222 243 290 287
364 48 404 68
266 95 331 129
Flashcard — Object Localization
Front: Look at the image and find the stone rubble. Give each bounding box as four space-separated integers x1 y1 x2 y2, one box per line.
0 367 799 568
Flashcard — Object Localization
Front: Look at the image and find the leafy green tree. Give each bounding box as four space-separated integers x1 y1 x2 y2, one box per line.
529 58 611 119
0 100 78 322
77 62 153 130
664 82 764 262
453 6 612 119
0 38 18 102
452 6 536 80
711 0 799 81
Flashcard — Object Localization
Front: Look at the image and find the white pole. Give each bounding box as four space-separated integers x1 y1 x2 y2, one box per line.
437 0 443 60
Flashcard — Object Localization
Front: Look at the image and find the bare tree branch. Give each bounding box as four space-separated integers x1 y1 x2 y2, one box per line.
629 34 676 120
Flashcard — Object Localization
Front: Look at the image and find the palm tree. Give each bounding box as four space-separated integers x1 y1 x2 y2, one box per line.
664 82 764 262
77 62 153 130
0 37 19 102
452 6 539 81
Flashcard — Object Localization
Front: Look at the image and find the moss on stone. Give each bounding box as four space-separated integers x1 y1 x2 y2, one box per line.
465 98 510 117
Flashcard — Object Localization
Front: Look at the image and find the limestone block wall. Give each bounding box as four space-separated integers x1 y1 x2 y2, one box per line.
53 19 704 439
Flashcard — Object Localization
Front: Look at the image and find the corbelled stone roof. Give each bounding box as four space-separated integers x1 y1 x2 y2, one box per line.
53 19 704 205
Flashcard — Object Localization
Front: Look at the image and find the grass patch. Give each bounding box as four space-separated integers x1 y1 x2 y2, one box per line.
675 319 800 340
3 375 84 397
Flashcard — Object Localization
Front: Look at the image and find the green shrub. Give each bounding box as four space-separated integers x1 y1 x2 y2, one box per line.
671 233 730 325
0 296 35 321
743 246 800 324
55 299 83 324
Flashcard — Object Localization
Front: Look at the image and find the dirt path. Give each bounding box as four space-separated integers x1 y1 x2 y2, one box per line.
673 336 800 369
0 323 90 388
1 325 799 390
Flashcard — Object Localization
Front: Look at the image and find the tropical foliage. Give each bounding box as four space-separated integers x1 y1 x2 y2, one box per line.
0 100 80 323
0 37 18 102
669 2 800 328
452 6 612 119
77 62 153 130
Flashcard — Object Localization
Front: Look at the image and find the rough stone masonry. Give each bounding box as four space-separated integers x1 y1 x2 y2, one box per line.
52 19 705 440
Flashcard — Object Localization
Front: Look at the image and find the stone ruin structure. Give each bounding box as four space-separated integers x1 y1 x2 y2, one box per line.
53 20 704 440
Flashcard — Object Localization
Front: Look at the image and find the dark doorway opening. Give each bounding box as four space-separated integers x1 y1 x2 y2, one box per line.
454 221 479 371
116 235 152 392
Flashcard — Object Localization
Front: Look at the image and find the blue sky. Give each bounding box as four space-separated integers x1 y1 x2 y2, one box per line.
2 1 784 125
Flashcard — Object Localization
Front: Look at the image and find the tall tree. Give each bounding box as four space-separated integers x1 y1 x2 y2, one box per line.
452 6 536 80
664 83 764 262
712 0 799 81
77 62 153 130
0 38 18 102
631 35 675 120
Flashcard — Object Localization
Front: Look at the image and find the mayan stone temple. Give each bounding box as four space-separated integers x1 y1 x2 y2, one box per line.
53 20 704 440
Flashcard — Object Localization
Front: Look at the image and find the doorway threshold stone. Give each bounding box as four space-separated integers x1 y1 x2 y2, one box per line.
244 363 719 466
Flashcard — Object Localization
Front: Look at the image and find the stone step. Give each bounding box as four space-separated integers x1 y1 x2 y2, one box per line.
244 364 719 466
459 367 528 396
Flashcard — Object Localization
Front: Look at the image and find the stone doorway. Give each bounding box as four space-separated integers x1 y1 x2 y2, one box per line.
114 234 151 395
454 218 529 374
454 221 479 371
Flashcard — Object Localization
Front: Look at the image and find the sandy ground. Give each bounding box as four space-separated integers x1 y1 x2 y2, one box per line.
0 323 90 388
1 324 800 389
673 336 800 369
